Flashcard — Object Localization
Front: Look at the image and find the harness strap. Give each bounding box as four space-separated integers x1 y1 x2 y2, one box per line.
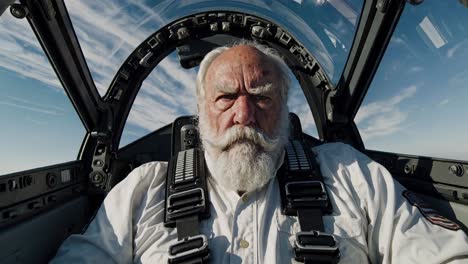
279 140 340 264
176 216 199 240
165 148 210 264
298 209 324 231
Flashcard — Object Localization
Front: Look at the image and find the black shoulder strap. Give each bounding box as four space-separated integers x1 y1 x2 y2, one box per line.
164 115 210 264
278 140 340 264
164 148 210 264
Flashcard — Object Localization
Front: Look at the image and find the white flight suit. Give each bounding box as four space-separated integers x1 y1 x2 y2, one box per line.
51 143 468 263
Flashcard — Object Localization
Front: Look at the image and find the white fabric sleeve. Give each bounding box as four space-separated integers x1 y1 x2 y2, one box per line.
314 143 468 264
339 144 468 264
50 161 167 264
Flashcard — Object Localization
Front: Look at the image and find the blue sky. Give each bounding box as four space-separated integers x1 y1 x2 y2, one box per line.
355 1 468 160
0 13 85 175
0 0 467 175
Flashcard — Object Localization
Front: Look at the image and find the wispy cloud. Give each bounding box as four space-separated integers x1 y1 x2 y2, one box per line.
409 66 423 73
355 85 417 123
0 14 63 90
25 117 49 126
448 69 468 89
390 37 405 45
64 0 201 135
6 95 67 112
0 1 196 133
356 85 418 140
127 94 184 132
389 35 422 60
359 110 407 140
122 129 144 138
287 81 318 137
446 38 467 59
0 0 324 142
439 98 449 106
125 57 198 132
0 97 64 116
65 0 168 94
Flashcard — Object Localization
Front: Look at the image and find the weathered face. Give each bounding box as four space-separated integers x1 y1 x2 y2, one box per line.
203 45 283 139
198 45 289 192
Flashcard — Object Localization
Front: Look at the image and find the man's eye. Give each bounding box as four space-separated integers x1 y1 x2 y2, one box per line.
218 94 237 101
254 95 269 102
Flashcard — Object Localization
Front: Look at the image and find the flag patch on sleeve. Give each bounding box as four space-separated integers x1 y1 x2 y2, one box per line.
403 190 461 231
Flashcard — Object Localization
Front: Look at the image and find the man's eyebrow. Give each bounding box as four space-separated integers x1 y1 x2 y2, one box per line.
215 83 237 94
248 83 274 95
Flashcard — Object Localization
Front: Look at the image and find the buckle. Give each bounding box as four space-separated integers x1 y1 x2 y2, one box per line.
285 181 328 209
294 231 340 263
168 234 209 264
167 188 206 221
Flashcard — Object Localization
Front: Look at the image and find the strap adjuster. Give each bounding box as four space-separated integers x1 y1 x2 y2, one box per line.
294 231 340 263
167 188 206 221
168 234 209 264
285 181 328 209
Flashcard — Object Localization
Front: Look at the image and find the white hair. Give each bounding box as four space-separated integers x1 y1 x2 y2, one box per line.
196 40 291 107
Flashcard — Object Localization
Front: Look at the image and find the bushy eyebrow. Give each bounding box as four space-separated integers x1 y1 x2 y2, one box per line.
248 83 274 95
215 83 237 94
214 83 274 95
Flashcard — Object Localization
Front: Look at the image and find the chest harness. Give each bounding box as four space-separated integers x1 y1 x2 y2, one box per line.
164 115 340 264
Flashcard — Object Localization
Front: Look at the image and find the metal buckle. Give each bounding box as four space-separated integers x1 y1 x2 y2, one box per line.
168 234 209 264
285 181 328 209
167 188 205 220
294 231 340 263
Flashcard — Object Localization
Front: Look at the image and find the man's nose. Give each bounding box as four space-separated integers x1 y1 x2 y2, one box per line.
233 95 255 126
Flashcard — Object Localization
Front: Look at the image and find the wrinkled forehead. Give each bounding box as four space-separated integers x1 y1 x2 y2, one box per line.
212 62 278 89
205 47 281 91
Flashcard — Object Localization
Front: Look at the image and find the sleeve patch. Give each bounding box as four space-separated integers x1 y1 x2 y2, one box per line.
403 190 461 231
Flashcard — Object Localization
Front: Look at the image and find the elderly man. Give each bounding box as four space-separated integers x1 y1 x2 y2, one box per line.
52 43 468 263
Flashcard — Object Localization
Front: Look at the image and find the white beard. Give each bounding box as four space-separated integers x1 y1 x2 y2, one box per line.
199 109 289 193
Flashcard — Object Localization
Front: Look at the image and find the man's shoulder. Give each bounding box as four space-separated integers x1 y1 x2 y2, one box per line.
111 161 169 195
311 142 388 188
312 142 369 164
132 160 169 177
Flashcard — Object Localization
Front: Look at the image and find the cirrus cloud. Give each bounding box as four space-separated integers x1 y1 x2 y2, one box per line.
355 85 418 140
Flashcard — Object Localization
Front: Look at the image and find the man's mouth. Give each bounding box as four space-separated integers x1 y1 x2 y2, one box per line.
222 138 259 151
